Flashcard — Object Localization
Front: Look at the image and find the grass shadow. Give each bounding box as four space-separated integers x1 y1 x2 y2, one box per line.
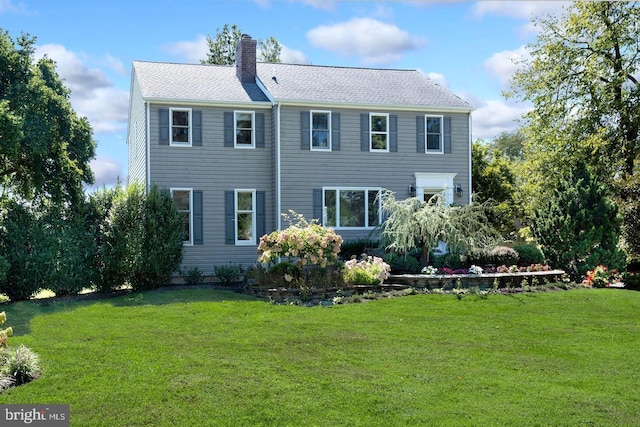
1 285 262 336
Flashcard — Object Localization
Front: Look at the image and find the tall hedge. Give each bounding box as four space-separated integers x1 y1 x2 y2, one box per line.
102 183 183 291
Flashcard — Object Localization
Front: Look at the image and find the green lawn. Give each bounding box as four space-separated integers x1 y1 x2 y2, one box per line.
0 288 638 426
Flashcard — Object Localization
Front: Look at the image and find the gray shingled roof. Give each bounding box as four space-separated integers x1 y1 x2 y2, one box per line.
132 60 472 111
132 61 270 103
257 63 472 111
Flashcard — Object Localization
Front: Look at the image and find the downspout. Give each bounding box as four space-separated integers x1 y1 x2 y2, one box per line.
276 102 282 230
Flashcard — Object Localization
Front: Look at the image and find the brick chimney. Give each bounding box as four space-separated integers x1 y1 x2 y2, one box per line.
236 34 257 83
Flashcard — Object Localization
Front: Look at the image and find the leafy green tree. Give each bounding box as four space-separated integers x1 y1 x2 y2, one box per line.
201 24 281 65
618 173 640 260
380 191 500 267
0 30 95 204
102 183 183 291
472 141 523 237
507 1 640 187
492 130 525 161
530 162 625 279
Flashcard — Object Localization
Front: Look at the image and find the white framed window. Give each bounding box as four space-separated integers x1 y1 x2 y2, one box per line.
323 188 382 229
235 189 256 245
170 108 192 147
235 111 255 148
171 188 193 245
425 115 444 153
311 111 331 151
370 113 389 152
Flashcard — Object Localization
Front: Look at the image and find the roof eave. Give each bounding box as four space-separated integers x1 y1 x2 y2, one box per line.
273 99 474 113
141 97 273 109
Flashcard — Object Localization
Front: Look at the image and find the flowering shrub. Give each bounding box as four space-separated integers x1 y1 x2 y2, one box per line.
496 265 510 273
468 265 484 275
421 266 438 275
343 255 391 285
257 211 343 268
582 265 619 288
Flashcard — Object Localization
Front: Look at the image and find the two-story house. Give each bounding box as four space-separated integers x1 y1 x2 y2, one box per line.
127 34 473 274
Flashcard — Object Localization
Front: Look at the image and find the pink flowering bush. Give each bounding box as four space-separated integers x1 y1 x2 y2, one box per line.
343 255 391 285
257 211 343 268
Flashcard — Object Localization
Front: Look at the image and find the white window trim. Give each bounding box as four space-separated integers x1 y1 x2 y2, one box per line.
235 189 256 245
234 111 255 149
322 187 382 230
169 108 192 147
370 112 390 152
425 115 444 154
414 173 457 205
310 110 332 151
170 188 193 246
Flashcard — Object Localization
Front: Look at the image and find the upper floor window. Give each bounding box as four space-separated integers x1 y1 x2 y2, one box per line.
370 113 389 152
426 115 443 153
311 111 331 151
235 189 256 244
171 188 192 245
323 188 381 229
235 111 255 148
170 108 191 146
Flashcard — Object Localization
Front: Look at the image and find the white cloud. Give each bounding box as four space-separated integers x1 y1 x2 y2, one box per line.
472 1 570 20
280 46 310 64
89 156 122 188
307 17 425 65
104 54 128 76
426 72 448 88
484 45 529 88
0 0 26 13
34 44 129 135
163 35 209 63
471 98 531 140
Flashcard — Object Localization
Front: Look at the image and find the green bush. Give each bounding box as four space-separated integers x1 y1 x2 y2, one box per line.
183 267 204 286
87 185 121 293
513 244 545 266
431 252 466 270
340 238 380 260
488 246 519 266
213 263 244 285
0 201 46 301
103 183 184 291
384 252 421 273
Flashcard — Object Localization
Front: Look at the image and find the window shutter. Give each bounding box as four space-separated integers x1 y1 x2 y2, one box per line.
389 115 397 152
300 111 310 150
224 191 235 244
224 112 234 147
416 116 425 153
192 111 202 146
159 109 169 145
255 113 265 148
313 189 322 224
256 191 266 240
332 112 340 151
193 190 203 245
444 116 452 153
360 113 369 151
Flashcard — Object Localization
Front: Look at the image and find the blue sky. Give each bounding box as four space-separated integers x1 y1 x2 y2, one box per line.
0 0 570 188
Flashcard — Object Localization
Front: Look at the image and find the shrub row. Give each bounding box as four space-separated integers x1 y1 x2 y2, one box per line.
0 184 184 301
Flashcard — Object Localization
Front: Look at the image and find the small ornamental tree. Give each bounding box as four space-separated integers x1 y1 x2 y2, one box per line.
257 210 343 268
380 191 500 267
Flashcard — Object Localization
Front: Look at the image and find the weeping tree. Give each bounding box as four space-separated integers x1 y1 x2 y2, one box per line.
379 191 500 267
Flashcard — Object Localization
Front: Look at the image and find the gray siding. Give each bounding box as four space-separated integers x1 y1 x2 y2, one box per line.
279 107 470 242
148 104 274 273
127 72 147 186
